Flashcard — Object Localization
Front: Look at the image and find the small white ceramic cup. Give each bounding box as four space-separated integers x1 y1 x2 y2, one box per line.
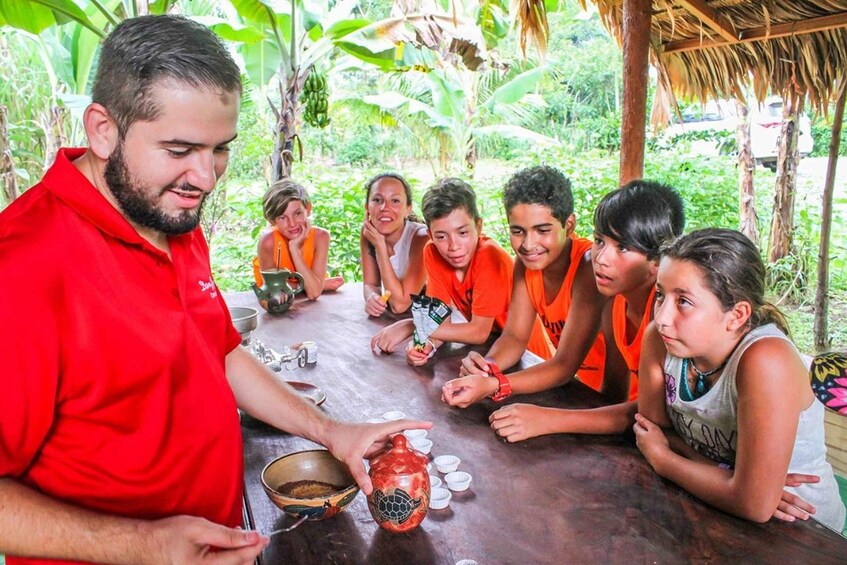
429 487 452 510
410 438 433 454
444 471 472 492
403 429 428 440
434 455 460 473
429 475 442 489
382 410 405 421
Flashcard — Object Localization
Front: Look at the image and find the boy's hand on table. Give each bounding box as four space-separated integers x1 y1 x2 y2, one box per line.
459 351 492 377
405 341 433 366
371 321 412 354
773 473 819 522
365 292 389 317
441 374 498 408
324 275 345 291
489 404 550 442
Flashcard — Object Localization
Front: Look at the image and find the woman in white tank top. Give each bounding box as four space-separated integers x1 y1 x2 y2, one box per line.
635 228 845 532
360 173 428 316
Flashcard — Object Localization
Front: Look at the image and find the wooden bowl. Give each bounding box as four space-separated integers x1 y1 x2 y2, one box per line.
261 450 359 521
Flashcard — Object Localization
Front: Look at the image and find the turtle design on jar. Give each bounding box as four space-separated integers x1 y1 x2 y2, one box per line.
369 487 422 525
367 434 430 532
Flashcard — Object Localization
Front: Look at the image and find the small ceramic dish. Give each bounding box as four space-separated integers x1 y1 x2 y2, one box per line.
366 417 384 424
434 455 460 473
409 438 433 455
429 475 442 489
444 471 472 492
429 487 452 510
403 429 428 440
382 410 405 421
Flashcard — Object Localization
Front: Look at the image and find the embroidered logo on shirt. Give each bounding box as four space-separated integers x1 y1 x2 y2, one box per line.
198 278 218 299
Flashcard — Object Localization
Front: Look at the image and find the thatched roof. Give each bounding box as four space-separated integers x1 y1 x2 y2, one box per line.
580 1 847 112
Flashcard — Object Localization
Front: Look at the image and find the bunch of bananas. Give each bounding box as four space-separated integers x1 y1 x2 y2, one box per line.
302 70 330 128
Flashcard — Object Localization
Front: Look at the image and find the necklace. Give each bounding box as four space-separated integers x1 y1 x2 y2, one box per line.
684 358 728 398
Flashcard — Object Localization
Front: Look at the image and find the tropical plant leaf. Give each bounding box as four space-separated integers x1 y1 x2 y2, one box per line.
70 23 100 95
0 0 60 34
242 38 282 88
480 66 545 110
194 17 265 43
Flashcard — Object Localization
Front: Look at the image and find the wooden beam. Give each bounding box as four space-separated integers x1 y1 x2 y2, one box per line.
619 0 652 185
675 0 738 44
662 12 847 53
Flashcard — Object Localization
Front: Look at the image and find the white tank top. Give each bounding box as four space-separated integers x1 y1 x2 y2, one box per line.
664 324 846 532
388 220 426 279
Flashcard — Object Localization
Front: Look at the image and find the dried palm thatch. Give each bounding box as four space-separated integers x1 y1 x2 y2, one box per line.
580 0 847 113
511 0 551 60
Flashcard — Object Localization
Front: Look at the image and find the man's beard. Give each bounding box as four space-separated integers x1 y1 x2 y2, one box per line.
104 143 206 236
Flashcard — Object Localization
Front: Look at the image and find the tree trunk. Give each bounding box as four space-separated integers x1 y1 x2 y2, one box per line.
465 138 477 171
439 133 449 173
767 96 802 263
1 105 19 205
734 99 759 245
43 106 68 170
814 79 847 352
618 0 651 185
270 70 301 182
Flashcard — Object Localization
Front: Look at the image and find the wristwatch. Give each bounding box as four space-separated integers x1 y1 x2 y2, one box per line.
485 358 512 402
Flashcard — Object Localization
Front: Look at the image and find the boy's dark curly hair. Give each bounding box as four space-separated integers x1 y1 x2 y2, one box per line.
503 165 574 225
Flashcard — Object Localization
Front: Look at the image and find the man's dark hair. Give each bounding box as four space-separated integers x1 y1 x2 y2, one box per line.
593 179 685 260
502 165 574 226
92 14 242 137
421 178 479 227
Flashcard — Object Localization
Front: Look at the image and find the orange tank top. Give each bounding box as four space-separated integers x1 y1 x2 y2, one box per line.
252 227 316 286
612 286 656 401
524 235 606 391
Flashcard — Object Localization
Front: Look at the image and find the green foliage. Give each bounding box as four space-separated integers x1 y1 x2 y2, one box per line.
650 129 737 156
810 117 847 157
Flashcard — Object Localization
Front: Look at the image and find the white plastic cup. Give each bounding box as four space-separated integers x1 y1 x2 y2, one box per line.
429 487 452 509
382 410 405 421
434 455 460 473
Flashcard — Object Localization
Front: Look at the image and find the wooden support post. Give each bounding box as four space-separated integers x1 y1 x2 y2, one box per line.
814 78 847 352
619 0 652 185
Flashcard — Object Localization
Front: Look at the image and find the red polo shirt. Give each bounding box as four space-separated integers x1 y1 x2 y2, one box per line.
0 148 243 564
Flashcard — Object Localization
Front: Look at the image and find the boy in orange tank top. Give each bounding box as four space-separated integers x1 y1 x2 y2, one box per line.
486 180 685 441
443 166 606 407
253 180 343 300
371 178 549 364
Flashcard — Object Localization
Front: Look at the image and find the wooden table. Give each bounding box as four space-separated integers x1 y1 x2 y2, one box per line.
226 284 847 564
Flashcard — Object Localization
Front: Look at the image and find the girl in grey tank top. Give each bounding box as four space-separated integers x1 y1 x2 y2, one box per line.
634 229 845 532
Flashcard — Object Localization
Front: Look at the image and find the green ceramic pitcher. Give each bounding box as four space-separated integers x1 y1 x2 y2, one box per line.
252 269 305 314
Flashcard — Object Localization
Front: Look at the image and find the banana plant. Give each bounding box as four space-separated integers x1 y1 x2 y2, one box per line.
215 0 491 181
360 64 555 171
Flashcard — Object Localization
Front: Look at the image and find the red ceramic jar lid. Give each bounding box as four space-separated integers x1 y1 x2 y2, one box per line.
369 434 429 475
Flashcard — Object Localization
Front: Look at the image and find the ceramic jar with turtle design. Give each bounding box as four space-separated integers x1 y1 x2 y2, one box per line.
367 434 430 532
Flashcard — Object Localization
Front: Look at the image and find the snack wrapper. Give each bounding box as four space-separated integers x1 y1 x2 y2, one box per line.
380 290 391 303
410 293 452 350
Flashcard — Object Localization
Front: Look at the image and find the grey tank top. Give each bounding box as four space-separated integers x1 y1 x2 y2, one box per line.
664 324 846 532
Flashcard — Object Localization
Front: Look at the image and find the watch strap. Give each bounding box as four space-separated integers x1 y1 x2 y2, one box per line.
485 358 512 402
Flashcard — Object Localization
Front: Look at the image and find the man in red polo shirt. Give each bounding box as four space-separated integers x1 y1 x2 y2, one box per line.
0 15 428 565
